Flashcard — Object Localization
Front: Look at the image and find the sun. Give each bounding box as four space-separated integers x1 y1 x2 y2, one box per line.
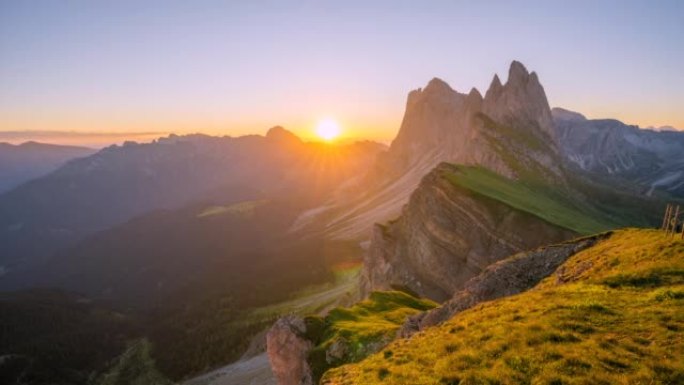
315 118 341 141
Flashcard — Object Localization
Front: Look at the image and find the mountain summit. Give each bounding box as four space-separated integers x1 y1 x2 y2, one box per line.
318 61 561 239
390 60 555 172
483 60 555 139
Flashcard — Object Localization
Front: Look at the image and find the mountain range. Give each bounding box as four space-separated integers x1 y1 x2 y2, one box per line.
0 141 94 193
0 131 384 279
265 62 684 385
553 107 684 196
1 61 683 385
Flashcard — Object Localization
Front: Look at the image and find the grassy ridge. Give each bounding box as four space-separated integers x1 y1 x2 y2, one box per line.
305 291 437 381
444 165 617 234
323 229 684 384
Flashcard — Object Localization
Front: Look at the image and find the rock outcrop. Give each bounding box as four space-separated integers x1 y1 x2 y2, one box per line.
398 232 612 336
266 316 314 385
266 291 436 385
360 163 576 302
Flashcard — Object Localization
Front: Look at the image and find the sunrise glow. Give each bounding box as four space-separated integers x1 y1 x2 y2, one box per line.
315 118 342 141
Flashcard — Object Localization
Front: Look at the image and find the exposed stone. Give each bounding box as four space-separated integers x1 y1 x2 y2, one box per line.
398 232 612 336
325 338 349 364
482 61 556 141
360 163 577 302
266 316 313 385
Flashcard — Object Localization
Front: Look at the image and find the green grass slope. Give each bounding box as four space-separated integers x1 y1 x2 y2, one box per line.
94 339 171 385
323 229 684 384
444 165 621 234
304 291 437 381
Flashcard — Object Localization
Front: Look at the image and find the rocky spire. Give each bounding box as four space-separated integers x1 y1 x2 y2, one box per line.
485 74 503 101
508 60 530 85
381 60 560 181
467 87 483 102
483 61 555 138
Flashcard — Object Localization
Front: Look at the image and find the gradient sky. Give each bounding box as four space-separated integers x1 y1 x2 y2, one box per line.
1 0 683 143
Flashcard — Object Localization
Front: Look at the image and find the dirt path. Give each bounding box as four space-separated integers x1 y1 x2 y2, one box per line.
182 353 274 385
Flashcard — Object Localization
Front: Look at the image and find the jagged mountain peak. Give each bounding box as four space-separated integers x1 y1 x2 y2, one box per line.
485 74 503 99
507 60 530 83
485 61 535 99
467 87 483 102
424 77 455 94
484 60 544 100
392 60 555 165
505 60 542 90
483 60 555 139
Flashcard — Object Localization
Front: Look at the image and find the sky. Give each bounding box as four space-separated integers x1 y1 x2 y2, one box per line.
1 0 683 144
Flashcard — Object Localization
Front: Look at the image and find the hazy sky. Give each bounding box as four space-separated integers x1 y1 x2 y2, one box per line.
1 0 683 143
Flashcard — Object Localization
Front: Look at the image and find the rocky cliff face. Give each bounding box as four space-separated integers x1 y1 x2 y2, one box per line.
319 61 562 239
360 163 576 302
553 107 684 197
398 232 611 336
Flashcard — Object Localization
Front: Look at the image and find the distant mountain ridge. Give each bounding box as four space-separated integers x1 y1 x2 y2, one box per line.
0 141 95 193
0 131 384 279
553 107 684 196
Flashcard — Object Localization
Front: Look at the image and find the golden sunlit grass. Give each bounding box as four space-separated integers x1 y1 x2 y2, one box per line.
322 229 684 384
306 291 438 381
